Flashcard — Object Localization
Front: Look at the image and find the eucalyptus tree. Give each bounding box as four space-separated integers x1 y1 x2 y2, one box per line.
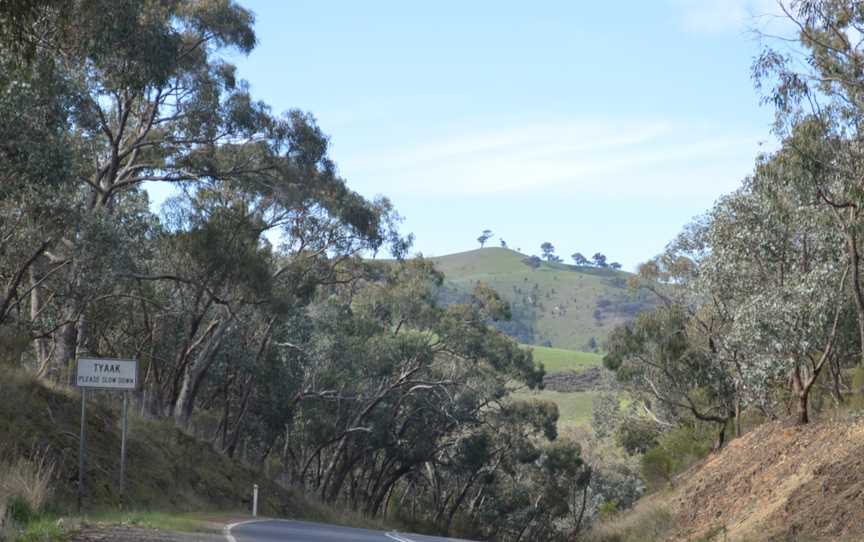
610 214 743 444
1 0 404 398
252 257 582 538
604 304 739 448
4 0 260 377
0 16 79 340
571 252 589 266
699 150 854 424
754 0 864 363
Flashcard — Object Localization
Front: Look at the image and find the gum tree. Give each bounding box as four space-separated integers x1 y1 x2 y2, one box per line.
699 149 853 424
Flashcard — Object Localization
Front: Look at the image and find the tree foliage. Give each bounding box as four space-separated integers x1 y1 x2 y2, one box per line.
0 4 588 539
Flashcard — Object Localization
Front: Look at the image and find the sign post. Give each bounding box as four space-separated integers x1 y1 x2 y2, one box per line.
78 388 86 513
120 391 128 500
75 358 138 510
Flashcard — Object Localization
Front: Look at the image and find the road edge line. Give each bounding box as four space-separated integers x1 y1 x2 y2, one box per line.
224 519 265 542
385 532 415 542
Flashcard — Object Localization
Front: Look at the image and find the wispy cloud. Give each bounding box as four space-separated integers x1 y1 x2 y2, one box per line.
669 0 786 35
340 119 768 200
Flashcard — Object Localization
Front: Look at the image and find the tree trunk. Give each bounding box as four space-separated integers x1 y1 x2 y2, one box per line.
792 368 809 425
845 229 864 366
225 377 254 457
712 421 727 452
796 392 809 425
734 397 742 438
172 319 230 429
30 268 51 376
55 316 79 385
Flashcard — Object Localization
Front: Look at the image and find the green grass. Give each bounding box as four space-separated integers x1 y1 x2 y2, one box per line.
82 511 212 533
526 345 602 373
513 390 598 431
432 247 651 350
14 517 66 542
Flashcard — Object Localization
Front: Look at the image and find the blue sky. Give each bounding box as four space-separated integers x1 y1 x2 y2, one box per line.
151 0 789 269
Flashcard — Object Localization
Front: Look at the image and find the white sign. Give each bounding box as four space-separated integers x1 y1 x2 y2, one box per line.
76 358 138 390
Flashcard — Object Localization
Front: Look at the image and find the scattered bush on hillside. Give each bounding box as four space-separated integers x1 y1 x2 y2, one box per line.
616 418 660 456
583 503 672 542
640 424 713 491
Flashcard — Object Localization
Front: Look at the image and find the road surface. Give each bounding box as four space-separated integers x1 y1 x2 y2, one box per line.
226 519 478 542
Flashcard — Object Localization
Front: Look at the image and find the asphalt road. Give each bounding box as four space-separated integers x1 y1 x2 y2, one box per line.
226 519 478 542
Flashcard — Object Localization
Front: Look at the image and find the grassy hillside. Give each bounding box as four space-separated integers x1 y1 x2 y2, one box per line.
432 247 653 350
528 345 602 373
0 370 385 530
513 389 599 432
516 346 604 432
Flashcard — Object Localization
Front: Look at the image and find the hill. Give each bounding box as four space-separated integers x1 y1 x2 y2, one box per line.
591 418 864 541
431 247 654 350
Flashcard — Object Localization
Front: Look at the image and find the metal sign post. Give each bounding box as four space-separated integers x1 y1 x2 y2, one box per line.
78 388 86 513
120 391 128 500
75 358 138 510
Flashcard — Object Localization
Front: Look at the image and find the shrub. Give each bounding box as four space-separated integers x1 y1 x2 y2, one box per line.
640 447 674 489
640 425 713 491
616 419 660 455
5 496 33 526
584 503 673 542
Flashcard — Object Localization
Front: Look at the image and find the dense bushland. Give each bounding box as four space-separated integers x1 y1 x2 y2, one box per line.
0 2 591 540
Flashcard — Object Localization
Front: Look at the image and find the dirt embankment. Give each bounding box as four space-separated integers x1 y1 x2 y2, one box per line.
660 418 864 541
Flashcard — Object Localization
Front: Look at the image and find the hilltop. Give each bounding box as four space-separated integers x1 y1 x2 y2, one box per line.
431 247 654 350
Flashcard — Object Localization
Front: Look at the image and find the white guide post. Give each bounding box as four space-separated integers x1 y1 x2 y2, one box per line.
252 484 259 517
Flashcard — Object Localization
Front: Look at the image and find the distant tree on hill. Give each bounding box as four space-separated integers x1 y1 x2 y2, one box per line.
541 242 556 261
500 238 507 248
549 255 562 263
571 252 589 266
477 229 494 248
610 262 622 270
592 252 608 267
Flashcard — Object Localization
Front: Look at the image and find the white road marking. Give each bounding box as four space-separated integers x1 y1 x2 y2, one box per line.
224 519 266 542
225 518 424 542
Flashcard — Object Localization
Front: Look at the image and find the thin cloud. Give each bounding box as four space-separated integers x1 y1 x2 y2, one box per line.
340 120 767 199
669 0 786 35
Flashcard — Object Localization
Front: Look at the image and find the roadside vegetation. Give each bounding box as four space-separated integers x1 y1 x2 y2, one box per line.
6 1 864 541
0 2 585 540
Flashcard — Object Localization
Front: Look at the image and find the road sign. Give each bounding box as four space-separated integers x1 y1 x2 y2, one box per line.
75 357 138 511
76 358 138 390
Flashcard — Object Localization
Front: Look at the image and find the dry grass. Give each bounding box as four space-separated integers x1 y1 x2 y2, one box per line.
0 445 56 527
582 500 673 542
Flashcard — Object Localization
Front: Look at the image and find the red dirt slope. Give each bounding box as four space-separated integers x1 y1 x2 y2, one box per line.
664 418 864 541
